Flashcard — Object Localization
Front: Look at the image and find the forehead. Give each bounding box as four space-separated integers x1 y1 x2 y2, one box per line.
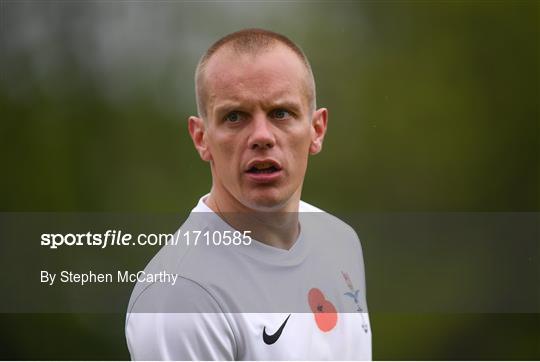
203 45 311 113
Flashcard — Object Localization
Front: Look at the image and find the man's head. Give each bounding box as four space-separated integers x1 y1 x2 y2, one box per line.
188 29 328 212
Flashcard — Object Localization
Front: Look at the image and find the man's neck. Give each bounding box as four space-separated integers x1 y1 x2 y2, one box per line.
204 190 301 250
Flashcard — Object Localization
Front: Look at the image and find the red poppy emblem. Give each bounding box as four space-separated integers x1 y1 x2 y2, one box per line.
308 288 338 332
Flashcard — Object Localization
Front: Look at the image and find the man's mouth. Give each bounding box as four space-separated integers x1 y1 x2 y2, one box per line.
245 160 282 175
247 162 280 174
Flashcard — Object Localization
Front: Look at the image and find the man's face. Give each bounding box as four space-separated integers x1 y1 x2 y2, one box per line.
190 45 327 211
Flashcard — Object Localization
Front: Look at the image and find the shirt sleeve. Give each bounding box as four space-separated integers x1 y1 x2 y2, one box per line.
125 277 237 360
351 228 369 311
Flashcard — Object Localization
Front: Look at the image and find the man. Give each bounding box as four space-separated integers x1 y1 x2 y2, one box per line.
126 28 371 360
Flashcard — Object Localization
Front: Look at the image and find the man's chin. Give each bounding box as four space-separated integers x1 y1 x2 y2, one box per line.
242 190 289 212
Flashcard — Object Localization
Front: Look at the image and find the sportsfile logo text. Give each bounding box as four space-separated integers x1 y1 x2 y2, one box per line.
40 230 252 249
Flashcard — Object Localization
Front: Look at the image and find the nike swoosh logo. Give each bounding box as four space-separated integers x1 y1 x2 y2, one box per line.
262 314 291 345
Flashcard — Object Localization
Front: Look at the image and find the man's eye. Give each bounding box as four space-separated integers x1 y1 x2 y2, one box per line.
272 109 291 119
225 111 242 123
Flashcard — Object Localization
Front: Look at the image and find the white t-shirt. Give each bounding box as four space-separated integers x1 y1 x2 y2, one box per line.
126 195 371 360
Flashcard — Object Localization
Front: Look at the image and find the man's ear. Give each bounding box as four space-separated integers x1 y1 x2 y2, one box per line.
309 108 328 155
188 116 212 161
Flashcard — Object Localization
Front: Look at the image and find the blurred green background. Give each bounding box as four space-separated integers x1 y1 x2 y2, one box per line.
1 0 538 360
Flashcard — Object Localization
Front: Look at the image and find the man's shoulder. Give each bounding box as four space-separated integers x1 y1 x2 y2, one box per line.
299 200 325 213
299 200 363 263
126 211 231 314
300 200 359 238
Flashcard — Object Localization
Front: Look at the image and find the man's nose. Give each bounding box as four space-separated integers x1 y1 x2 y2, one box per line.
248 114 275 150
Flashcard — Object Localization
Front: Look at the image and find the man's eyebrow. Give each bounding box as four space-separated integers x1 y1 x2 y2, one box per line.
213 102 244 115
267 100 303 113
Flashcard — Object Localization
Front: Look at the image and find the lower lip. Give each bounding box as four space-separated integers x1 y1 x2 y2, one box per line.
245 169 283 184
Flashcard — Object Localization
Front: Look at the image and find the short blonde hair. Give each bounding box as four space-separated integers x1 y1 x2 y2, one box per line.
195 28 316 118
